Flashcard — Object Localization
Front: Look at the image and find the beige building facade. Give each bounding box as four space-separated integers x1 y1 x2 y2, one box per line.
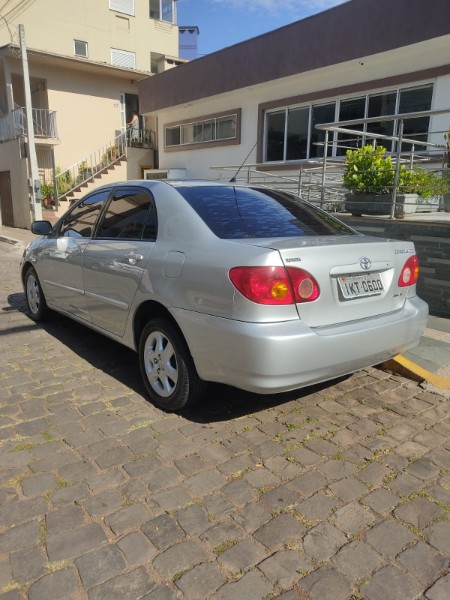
0 0 180 228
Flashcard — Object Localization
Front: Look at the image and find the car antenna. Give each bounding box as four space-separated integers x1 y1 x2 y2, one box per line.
229 140 258 183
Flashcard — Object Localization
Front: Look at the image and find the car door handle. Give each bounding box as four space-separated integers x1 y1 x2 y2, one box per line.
125 252 144 265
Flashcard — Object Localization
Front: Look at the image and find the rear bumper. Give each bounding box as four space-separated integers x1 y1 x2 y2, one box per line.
173 296 428 394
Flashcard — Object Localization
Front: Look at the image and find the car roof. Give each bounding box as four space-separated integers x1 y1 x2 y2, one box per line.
92 180 253 193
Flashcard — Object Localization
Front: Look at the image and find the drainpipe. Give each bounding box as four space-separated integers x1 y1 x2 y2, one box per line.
19 24 42 221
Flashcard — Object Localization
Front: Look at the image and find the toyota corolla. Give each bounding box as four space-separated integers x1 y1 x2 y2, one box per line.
21 181 428 410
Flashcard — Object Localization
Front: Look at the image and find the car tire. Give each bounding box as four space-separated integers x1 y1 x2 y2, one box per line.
24 267 50 322
139 319 206 411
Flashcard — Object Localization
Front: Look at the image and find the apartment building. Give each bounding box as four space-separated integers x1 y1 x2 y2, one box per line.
139 0 450 184
0 0 179 228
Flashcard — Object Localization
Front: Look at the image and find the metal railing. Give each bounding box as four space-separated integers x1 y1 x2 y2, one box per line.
211 108 450 217
0 107 58 142
53 127 155 206
127 127 155 148
210 163 347 211
315 108 450 218
54 130 127 205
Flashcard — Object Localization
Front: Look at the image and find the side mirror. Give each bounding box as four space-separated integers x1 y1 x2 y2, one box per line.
31 220 53 236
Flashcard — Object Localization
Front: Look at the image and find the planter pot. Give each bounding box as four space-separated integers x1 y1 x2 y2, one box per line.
344 193 418 218
443 171 450 212
444 194 450 212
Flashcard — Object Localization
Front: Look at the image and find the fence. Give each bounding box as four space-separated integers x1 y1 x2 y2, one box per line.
211 108 450 217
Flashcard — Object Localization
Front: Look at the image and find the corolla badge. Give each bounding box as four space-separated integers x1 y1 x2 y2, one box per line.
359 256 371 270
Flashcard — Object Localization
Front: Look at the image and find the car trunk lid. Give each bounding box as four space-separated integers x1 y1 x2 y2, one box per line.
251 235 417 328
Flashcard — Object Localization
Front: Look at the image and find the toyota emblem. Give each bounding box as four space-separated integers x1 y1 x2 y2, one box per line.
360 257 371 270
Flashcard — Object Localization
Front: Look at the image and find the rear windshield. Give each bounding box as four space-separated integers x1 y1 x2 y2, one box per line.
177 186 354 239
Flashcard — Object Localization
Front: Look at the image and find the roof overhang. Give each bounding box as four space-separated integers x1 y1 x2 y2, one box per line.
139 0 450 113
0 44 151 80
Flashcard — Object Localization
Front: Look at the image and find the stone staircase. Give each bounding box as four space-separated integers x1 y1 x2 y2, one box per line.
44 156 128 221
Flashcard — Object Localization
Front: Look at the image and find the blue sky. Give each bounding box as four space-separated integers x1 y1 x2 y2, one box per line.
177 0 348 56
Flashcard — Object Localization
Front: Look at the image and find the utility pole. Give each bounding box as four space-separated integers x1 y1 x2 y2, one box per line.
19 24 42 221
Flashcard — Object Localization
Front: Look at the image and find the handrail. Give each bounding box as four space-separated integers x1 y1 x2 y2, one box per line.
54 130 127 206
0 107 58 142
53 127 155 207
210 109 450 216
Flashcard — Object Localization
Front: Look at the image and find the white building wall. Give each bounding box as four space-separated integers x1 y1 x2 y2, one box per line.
429 74 450 146
154 35 450 179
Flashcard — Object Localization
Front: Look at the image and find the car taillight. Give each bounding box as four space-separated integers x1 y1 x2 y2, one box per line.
398 255 419 287
229 266 320 305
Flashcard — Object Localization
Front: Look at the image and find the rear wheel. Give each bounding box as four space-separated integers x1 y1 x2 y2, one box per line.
139 319 206 411
25 267 50 322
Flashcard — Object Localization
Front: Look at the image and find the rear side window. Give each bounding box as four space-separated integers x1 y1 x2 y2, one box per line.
96 187 156 240
177 186 354 239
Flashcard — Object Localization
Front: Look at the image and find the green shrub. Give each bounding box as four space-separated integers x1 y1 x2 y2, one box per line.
344 145 448 198
41 181 54 201
343 145 394 194
399 168 448 198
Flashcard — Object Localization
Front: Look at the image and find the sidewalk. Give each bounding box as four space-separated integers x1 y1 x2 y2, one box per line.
1 224 449 390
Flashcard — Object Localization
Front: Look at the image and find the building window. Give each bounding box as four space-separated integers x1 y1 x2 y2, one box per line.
109 0 135 16
263 83 434 162
74 39 88 58
110 48 136 69
150 0 176 23
150 52 164 74
165 111 240 150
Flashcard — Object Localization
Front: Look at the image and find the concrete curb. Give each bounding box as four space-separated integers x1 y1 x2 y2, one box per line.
0 234 23 246
383 354 450 390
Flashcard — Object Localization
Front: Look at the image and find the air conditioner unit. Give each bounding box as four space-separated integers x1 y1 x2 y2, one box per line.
142 169 168 180
142 168 186 180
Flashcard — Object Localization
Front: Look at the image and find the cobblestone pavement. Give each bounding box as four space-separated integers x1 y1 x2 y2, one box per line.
1 239 449 600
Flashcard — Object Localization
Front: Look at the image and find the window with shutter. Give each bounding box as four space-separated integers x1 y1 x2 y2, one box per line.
109 0 135 16
110 48 136 69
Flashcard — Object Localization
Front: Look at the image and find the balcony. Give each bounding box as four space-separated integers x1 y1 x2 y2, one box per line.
0 107 58 143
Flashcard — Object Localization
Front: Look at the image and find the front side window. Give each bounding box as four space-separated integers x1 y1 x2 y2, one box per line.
59 189 111 238
177 186 354 239
96 187 156 240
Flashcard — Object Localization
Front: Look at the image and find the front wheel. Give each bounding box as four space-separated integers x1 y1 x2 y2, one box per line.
24 267 50 322
139 319 206 411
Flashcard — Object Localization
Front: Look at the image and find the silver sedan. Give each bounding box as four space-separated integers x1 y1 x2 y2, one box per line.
21 181 428 410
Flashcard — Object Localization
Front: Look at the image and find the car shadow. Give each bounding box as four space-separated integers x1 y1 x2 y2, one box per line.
8 292 349 423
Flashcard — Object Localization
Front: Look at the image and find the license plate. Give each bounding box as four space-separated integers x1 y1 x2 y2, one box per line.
337 273 383 300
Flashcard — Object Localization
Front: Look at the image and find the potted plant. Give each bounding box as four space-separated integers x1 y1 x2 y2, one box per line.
343 145 395 216
343 145 448 217
41 180 55 208
400 168 448 213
